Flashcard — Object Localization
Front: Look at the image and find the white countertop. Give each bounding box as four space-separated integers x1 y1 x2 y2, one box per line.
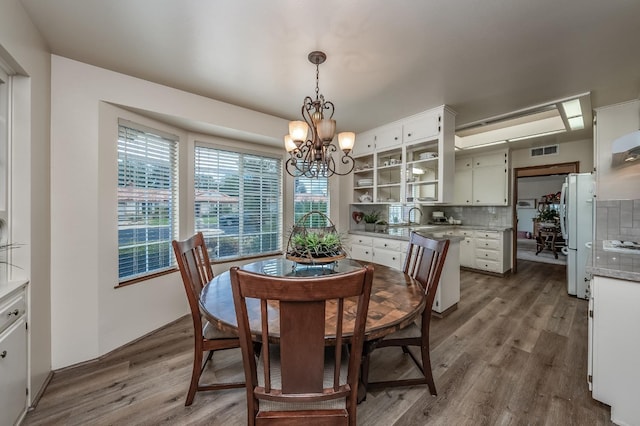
587 239 640 283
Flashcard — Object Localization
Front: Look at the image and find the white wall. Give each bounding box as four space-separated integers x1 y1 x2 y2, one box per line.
0 0 52 403
51 55 289 368
511 138 593 171
595 99 640 200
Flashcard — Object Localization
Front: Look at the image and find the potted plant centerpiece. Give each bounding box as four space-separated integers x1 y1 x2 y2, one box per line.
286 211 346 264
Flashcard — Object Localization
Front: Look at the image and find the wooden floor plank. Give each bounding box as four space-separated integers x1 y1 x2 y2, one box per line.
23 260 613 426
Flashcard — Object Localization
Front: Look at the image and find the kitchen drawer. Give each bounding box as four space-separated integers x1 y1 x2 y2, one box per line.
0 292 26 334
350 245 373 262
476 230 500 239
475 248 500 261
372 238 402 251
475 238 500 250
475 259 501 273
373 248 403 270
350 236 373 246
454 229 475 237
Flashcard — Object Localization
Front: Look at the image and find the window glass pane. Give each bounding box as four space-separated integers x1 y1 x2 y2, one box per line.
293 177 329 227
118 122 178 281
195 145 282 261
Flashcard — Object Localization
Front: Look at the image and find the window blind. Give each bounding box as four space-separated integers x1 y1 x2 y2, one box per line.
194 144 282 260
117 120 178 281
293 177 329 227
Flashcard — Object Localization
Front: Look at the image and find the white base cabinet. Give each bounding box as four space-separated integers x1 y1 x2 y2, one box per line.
441 228 511 274
0 283 28 426
590 275 640 426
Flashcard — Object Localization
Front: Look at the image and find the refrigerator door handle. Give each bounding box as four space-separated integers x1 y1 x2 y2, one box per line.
560 182 568 240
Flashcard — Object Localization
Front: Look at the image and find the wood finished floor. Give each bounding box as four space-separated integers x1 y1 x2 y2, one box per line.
23 260 613 425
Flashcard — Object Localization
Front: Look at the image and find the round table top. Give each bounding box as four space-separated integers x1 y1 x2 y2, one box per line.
199 258 425 344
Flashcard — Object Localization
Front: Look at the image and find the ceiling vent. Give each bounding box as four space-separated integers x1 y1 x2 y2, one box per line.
530 144 559 157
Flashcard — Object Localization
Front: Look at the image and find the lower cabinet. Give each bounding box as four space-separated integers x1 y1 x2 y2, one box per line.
0 283 28 426
348 235 403 270
454 229 511 274
590 275 640 425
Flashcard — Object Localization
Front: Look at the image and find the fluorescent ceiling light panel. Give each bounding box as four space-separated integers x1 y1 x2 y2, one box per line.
568 116 584 130
508 129 565 142
457 140 507 150
562 99 582 118
455 109 565 149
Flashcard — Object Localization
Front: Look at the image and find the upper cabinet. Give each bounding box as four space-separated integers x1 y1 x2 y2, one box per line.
403 109 441 144
452 150 509 206
352 125 402 157
351 105 456 204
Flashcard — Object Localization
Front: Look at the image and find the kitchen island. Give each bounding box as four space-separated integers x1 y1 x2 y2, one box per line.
347 225 464 316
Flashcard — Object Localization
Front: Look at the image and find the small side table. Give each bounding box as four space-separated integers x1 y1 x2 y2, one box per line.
536 226 559 259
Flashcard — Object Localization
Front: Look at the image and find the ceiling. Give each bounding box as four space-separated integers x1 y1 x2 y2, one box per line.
20 0 640 149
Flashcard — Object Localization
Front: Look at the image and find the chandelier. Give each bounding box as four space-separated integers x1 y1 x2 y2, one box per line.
284 51 356 178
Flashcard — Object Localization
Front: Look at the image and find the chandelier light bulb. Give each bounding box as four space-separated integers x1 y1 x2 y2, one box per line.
284 135 297 153
338 132 355 152
289 121 309 143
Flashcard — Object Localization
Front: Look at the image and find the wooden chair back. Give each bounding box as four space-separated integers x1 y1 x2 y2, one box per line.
173 232 215 330
230 264 375 426
403 231 450 313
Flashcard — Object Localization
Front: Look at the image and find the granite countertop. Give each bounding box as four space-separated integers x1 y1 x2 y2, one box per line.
349 224 512 242
587 239 640 282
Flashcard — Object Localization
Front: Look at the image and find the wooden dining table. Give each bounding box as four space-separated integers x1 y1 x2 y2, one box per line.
199 257 425 345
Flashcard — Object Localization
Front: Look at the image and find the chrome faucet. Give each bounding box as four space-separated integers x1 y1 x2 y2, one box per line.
406 207 422 225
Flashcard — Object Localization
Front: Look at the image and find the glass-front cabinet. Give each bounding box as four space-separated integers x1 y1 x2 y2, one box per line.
351 105 455 206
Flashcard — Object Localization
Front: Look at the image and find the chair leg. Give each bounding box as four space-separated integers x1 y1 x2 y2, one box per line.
421 342 437 396
185 346 203 406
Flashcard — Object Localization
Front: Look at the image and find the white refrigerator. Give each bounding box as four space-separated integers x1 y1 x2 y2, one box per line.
560 173 594 299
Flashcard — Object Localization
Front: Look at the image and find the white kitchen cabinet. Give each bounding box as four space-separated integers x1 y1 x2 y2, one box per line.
351 105 455 205
590 275 640 426
0 283 28 426
452 150 509 206
453 158 473 205
352 129 376 157
454 229 476 268
348 235 404 270
473 229 511 274
372 237 404 269
352 124 401 157
403 109 440 145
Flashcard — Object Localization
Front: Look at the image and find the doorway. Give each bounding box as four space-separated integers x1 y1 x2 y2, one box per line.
511 162 579 273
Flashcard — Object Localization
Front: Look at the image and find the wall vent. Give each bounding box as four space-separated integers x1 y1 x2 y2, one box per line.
530 144 559 157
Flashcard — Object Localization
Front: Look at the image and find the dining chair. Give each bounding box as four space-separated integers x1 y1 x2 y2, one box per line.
172 232 244 406
361 231 449 397
230 264 374 426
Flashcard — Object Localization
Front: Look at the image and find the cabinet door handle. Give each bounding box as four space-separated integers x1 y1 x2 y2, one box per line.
7 309 19 317
384 243 388 247
0 350 6 358
407 132 412 137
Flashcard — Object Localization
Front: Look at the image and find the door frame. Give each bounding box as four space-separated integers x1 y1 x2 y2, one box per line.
511 161 579 273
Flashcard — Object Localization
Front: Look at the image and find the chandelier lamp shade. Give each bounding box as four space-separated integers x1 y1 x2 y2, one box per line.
284 51 356 178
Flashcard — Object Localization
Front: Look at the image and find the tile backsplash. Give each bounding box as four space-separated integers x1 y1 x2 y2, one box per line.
424 206 513 227
595 199 640 241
